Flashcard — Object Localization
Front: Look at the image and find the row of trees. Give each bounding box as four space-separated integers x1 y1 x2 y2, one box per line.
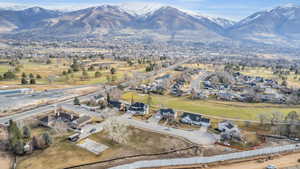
258 111 300 138
20 72 41 85
64 59 117 82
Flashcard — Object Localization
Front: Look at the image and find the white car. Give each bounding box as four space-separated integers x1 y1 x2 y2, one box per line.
266 165 277 169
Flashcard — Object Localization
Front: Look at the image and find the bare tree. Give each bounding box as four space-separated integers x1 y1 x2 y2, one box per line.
258 113 269 128
270 111 284 125
103 119 129 144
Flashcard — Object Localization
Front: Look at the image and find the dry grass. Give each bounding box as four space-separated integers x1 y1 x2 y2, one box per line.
17 127 191 169
0 59 145 90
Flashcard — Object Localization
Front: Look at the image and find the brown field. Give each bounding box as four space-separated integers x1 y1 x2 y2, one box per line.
17 127 192 169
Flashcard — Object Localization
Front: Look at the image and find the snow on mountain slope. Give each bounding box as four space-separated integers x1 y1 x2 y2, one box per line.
118 2 164 16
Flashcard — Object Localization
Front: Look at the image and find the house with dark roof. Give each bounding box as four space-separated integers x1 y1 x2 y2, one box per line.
127 102 149 115
39 115 53 127
218 121 240 135
155 108 177 120
180 112 210 127
109 100 127 111
55 112 79 122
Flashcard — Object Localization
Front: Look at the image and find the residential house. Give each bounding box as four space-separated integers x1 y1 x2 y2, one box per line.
180 112 210 127
127 102 149 115
71 115 92 128
218 121 241 140
39 115 53 127
55 112 79 122
156 108 177 120
109 100 127 111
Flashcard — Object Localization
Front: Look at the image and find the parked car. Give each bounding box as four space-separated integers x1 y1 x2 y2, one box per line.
89 128 96 133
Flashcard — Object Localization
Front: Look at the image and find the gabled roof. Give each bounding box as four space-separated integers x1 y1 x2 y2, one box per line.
55 112 79 121
159 108 175 115
109 100 122 108
200 118 210 123
131 102 146 108
40 116 50 123
182 112 202 122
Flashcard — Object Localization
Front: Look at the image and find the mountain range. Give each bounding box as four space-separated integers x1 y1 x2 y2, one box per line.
0 4 300 47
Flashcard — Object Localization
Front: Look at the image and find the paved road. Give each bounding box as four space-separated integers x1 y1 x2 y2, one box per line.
110 143 300 169
78 123 105 140
0 90 103 124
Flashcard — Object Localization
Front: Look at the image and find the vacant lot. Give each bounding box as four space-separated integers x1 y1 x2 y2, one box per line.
122 92 300 120
17 127 192 169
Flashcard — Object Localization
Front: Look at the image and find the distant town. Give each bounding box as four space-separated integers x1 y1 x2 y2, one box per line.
1 2 300 169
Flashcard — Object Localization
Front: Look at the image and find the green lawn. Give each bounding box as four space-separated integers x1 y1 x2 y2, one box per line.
0 65 9 73
122 92 300 121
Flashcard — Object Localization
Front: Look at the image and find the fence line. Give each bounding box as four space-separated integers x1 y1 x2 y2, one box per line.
110 143 300 169
63 146 198 169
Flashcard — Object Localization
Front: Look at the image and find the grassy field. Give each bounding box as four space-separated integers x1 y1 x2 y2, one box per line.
0 59 145 91
122 92 300 121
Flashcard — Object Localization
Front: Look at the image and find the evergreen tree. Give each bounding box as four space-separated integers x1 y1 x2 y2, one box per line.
22 72 27 78
23 126 31 139
74 97 80 105
30 78 36 84
21 78 28 85
42 133 53 146
110 67 116 74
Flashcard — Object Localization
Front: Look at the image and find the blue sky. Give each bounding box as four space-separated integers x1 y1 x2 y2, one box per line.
1 0 300 20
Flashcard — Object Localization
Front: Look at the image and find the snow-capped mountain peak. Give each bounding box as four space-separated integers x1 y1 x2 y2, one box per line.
118 2 165 16
278 3 299 9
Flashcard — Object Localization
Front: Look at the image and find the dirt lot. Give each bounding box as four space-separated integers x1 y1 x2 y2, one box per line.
209 152 300 169
17 127 195 169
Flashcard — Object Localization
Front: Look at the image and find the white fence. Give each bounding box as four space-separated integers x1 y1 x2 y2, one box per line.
110 144 300 169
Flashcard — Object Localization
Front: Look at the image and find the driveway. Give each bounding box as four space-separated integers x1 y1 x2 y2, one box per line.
78 123 105 140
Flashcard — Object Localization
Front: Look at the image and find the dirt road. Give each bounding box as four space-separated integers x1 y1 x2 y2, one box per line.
209 152 300 169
